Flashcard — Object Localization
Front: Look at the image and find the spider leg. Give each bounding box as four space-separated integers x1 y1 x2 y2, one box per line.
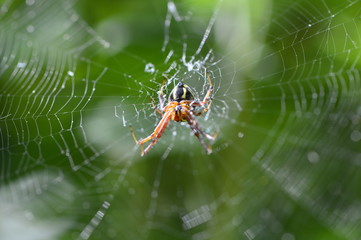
142 136 161 156
199 127 218 141
137 112 172 156
157 75 168 109
189 72 214 115
150 96 163 116
199 72 214 105
129 125 145 155
192 116 218 141
191 97 213 116
185 113 215 154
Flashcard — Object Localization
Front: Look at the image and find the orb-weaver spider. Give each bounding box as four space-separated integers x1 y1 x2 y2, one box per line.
130 73 217 156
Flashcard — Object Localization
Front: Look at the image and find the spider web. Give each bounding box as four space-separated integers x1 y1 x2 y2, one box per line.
1 0 361 239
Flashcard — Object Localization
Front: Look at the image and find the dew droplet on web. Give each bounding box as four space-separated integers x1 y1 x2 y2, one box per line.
26 0 35 6
281 233 295 240
144 63 155 74
100 40 110 48
307 151 320 164
0 5 8 13
17 62 26 68
151 190 158 198
350 130 361 142
26 25 35 33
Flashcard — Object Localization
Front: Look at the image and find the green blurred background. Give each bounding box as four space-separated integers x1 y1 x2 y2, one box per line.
1 0 361 239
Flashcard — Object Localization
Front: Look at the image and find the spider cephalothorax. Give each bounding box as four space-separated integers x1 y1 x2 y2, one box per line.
130 73 217 156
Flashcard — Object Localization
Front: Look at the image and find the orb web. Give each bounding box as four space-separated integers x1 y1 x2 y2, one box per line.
1 0 360 239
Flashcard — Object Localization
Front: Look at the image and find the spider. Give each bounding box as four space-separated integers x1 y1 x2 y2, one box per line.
130 73 217 156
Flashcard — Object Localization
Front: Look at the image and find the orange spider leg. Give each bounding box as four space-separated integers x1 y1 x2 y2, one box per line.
190 98 213 116
130 125 145 155
188 72 214 115
135 111 172 156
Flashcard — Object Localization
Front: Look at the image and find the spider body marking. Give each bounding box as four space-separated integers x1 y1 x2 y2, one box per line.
130 73 217 156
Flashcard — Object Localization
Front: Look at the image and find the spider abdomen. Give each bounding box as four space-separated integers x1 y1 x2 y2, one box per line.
169 82 195 102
